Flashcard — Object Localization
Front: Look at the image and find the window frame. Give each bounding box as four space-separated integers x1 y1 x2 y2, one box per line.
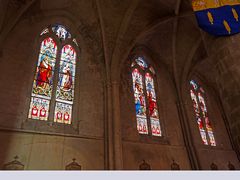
24 25 81 132
189 79 217 146
131 56 163 138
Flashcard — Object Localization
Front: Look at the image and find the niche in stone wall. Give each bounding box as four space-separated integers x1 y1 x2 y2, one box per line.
210 162 218 170
65 158 82 170
171 160 180 170
2 156 24 170
139 160 151 170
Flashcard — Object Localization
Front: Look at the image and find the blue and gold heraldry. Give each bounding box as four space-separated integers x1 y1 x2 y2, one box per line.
192 0 240 36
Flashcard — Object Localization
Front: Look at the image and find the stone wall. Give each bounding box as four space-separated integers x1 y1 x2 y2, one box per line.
0 10 105 170
0 0 239 170
199 33 240 163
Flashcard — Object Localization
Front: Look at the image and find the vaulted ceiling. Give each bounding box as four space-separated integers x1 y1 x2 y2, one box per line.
0 0 216 88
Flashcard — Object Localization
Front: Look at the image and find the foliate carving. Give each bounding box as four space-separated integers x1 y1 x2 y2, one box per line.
2 156 24 170
65 158 82 170
77 21 104 74
171 160 180 170
139 160 151 170
78 22 102 58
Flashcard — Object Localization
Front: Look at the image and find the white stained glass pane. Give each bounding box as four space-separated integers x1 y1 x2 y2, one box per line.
54 102 72 124
61 45 76 64
28 97 50 121
200 129 208 145
135 57 148 69
40 28 49 36
208 131 216 146
137 117 148 134
40 37 57 58
151 118 161 136
73 38 79 46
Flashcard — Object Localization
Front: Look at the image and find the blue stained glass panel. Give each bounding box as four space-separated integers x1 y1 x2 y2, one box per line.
135 57 148 70
52 24 71 40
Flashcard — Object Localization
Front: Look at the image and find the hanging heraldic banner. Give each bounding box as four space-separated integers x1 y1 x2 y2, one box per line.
192 0 240 36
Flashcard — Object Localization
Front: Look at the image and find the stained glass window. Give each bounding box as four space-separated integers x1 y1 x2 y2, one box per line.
135 57 148 70
145 73 161 136
28 97 50 121
52 24 71 40
73 38 79 47
28 25 78 125
131 57 162 136
132 68 148 134
28 37 57 120
40 28 49 36
149 66 155 75
190 80 216 146
54 45 76 124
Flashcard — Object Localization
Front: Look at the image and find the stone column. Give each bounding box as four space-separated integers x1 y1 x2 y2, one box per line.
105 81 114 170
111 81 123 169
176 99 201 170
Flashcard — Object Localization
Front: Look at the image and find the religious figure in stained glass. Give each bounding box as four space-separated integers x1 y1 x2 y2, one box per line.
131 57 161 136
28 37 57 121
60 64 73 91
132 68 148 134
190 80 216 146
190 88 208 145
28 24 78 125
145 73 161 136
52 24 71 40
56 45 76 104
31 38 57 98
54 44 76 124
37 55 53 87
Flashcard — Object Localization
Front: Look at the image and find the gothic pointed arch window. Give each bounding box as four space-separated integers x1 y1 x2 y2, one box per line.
189 80 216 146
28 24 79 125
131 57 162 136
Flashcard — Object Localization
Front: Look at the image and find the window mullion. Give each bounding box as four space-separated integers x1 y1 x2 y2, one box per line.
48 43 62 122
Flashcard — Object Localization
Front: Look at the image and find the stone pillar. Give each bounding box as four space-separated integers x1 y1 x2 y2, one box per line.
105 81 114 170
111 81 123 169
176 100 200 170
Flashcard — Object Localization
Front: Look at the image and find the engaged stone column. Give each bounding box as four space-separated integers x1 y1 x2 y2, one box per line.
111 81 123 169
